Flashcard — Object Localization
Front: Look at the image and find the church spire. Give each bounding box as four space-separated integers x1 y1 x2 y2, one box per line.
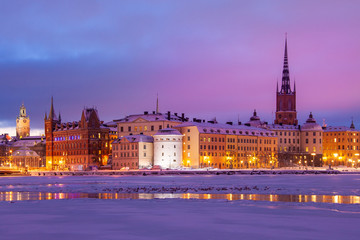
280 34 292 94
156 93 159 114
48 96 57 121
350 118 355 129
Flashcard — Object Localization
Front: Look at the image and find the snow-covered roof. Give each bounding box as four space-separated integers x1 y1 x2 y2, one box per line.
323 126 359 132
11 137 45 147
103 121 117 127
301 123 323 131
113 134 154 144
267 124 299 131
175 122 276 137
154 128 182 136
114 112 184 123
12 147 40 157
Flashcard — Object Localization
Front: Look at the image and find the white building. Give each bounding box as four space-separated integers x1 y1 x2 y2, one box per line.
153 128 183 169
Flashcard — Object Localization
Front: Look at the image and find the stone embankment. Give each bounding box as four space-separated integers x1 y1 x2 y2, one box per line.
28 169 359 177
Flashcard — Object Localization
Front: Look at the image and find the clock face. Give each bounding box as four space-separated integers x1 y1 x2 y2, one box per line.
17 120 19 123
23 120 27 123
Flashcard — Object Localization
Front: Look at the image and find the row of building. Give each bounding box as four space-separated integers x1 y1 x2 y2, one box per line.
1 37 359 170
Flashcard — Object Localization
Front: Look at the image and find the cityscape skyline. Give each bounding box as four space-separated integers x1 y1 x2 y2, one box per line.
1 0 360 135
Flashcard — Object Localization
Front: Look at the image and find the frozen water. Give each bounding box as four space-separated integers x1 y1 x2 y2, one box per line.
0 175 359 240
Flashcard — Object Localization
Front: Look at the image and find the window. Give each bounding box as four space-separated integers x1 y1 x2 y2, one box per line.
306 139 308 144
162 153 164 156
187 136 190 141
187 145 190 150
313 139 316 144
159 125 162 130
162 145 164 148
187 129 190 132
128 126 131 132
174 145 176 148
144 145 146 150
151 126 154 131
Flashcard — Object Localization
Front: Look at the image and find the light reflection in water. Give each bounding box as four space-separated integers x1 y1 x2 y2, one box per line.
0 192 359 204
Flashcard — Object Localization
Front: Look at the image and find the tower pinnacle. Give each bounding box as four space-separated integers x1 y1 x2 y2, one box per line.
156 93 159 114
280 35 292 94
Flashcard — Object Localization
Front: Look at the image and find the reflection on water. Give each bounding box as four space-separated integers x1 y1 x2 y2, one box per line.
0 192 359 204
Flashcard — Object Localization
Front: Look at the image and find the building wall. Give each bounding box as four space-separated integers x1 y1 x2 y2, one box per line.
12 156 41 169
199 133 226 168
112 141 139 170
275 93 297 125
300 130 323 154
179 126 200 168
154 134 183 169
273 129 300 153
177 125 278 169
50 128 110 171
117 120 182 137
323 130 360 166
138 142 153 168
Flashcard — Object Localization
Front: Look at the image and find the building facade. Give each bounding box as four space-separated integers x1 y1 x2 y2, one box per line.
322 122 360 167
153 128 183 169
114 111 187 138
175 122 278 169
45 98 110 170
112 135 153 170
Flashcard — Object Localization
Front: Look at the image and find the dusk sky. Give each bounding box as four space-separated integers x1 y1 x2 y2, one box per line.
1 0 360 136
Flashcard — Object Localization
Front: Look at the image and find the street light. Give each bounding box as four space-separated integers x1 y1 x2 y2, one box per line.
355 153 359 169
311 153 316 168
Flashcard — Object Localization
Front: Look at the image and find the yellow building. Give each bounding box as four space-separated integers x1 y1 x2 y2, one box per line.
175 122 278 169
323 122 360 167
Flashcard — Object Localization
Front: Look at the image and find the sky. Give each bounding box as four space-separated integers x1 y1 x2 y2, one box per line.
1 0 360 136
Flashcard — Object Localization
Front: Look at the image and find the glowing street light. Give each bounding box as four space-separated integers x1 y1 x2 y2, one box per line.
311 153 316 168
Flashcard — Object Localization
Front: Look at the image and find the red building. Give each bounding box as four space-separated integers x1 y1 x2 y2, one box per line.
45 98 110 170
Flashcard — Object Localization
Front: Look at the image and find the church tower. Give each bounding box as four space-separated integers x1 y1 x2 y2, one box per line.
16 103 30 138
274 36 298 125
45 97 61 170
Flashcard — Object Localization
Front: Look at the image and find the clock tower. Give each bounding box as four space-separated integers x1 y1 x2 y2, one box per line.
16 103 30 138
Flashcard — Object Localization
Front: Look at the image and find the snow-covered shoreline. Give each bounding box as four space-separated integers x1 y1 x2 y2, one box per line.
1 174 360 196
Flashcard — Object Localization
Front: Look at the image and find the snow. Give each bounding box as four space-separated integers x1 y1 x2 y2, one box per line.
0 175 359 239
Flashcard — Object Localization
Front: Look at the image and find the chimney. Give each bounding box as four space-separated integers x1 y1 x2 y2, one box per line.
238 121 242 125
193 118 197 122
144 111 148 115
167 111 171 120
226 121 233 125
174 113 178 116
152 111 155 114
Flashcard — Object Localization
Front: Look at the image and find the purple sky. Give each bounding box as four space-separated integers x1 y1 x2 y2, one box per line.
1 0 360 135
